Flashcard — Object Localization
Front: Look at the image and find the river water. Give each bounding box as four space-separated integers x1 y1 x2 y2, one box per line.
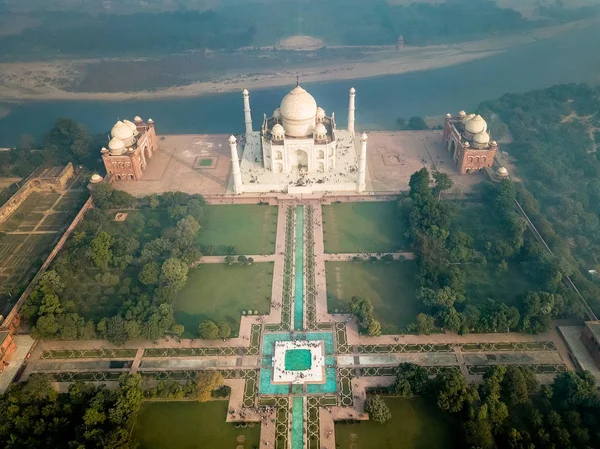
0 24 599 146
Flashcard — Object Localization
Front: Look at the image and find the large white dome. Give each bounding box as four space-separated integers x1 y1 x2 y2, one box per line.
465 115 487 134
111 121 133 140
280 85 317 137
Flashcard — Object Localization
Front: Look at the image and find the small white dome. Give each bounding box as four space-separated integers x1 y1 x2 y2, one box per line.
229 135 237 144
111 121 133 140
497 167 508 176
457 110 467 118
243 89 249 95
465 115 487 134
314 123 327 137
446 113 452 118
473 131 490 144
90 174 103 183
147 118 154 123
273 108 282 120
462 113 476 125
134 116 143 123
361 132 368 141
316 107 326 119
100 147 108 153
272 123 285 138
108 137 125 154
350 87 356 94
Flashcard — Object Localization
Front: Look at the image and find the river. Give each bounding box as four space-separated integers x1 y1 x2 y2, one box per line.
0 24 599 146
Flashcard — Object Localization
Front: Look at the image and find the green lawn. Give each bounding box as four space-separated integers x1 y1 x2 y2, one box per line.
326 261 418 333
322 201 407 253
196 205 278 255
465 262 537 306
451 202 510 251
335 397 458 449
174 263 273 336
133 400 260 449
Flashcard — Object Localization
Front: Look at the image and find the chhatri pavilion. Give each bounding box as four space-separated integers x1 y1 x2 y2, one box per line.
229 84 368 195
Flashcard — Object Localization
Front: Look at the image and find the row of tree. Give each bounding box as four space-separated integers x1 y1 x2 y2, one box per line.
0 373 143 448
365 362 600 449
403 168 580 334
22 187 208 343
477 83 600 315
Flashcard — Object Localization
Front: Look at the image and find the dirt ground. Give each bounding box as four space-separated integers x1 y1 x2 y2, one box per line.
113 130 482 197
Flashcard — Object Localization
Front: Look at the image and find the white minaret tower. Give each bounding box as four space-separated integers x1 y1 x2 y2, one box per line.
348 87 356 135
357 132 368 192
243 89 252 135
229 135 243 194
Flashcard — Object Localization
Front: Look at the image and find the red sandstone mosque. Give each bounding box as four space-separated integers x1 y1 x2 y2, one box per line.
101 117 158 180
443 110 498 175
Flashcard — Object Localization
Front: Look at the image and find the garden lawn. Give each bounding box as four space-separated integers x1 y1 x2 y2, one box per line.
335 397 458 449
465 262 537 306
326 261 418 333
322 201 407 253
451 202 510 251
133 400 260 449
174 263 273 336
196 204 277 255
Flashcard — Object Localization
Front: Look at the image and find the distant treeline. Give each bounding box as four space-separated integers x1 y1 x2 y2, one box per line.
0 11 256 58
1 0 599 58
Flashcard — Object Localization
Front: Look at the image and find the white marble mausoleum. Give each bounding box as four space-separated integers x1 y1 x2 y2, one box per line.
229 84 368 195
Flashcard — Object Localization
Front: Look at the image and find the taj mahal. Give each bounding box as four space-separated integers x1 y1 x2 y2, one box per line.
230 83 368 195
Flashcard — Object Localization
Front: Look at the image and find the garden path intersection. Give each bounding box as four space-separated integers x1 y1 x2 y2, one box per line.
21 197 573 449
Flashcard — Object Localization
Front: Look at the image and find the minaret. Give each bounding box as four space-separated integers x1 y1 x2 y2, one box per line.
348 87 356 136
243 89 252 135
357 132 368 192
229 135 243 194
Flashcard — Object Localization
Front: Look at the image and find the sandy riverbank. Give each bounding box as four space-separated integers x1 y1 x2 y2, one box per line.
0 18 596 103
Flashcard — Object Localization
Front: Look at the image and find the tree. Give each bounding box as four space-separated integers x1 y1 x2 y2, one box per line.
139 262 160 286
409 167 430 198
43 117 93 163
88 231 113 268
393 363 429 396
432 171 453 199
366 318 382 336
435 370 468 413
364 395 392 423
218 322 231 339
407 116 429 130
171 324 185 337
104 315 128 345
238 255 248 265
174 216 201 245
160 258 188 288
224 256 234 265
412 313 435 335
196 371 224 402
198 320 219 339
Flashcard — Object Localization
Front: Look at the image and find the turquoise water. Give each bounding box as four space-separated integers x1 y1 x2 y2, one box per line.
1 24 599 146
285 349 312 371
294 205 304 331
291 398 304 449
306 368 337 394
258 369 291 395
